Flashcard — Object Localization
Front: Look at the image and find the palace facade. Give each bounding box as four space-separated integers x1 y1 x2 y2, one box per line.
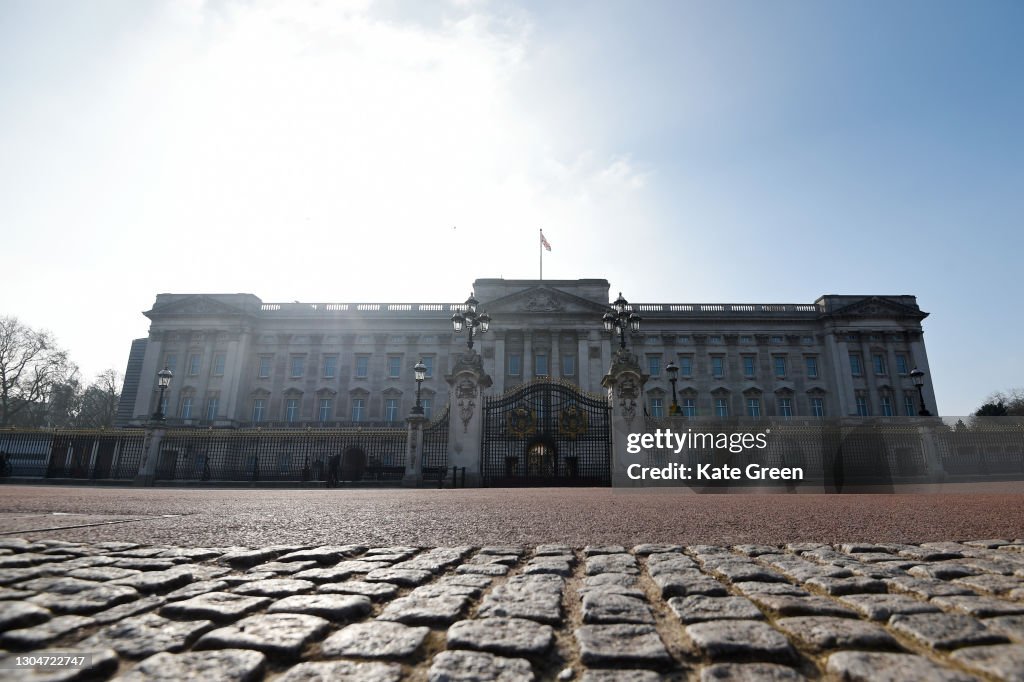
117 278 937 427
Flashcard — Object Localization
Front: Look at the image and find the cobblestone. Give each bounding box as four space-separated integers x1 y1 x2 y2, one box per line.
575 623 672 666
427 650 535 681
950 643 1024 680
118 648 267 681
685 620 795 662
700 662 807 680
321 620 429 658
195 612 330 658
79 612 213 658
1 537 1022 679
448 616 555 656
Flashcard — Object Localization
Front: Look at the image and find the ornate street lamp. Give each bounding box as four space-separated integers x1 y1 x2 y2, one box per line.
603 292 641 350
451 293 491 350
412 359 427 415
666 360 680 415
910 367 931 416
152 367 173 421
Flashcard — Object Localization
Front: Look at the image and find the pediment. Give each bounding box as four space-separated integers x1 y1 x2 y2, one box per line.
147 294 253 319
481 286 611 316
828 296 926 320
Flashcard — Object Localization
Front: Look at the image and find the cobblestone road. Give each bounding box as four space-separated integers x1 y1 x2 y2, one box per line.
2 538 1024 680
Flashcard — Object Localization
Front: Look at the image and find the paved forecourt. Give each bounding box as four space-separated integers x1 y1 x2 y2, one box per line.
2 537 1024 680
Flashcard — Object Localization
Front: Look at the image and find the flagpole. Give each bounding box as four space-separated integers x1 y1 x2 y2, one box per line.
539 228 543 280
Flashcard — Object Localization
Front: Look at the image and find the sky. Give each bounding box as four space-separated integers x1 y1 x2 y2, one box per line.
1 0 1021 416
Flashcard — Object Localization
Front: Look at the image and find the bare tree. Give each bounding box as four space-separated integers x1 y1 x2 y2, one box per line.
0 316 76 427
977 388 1024 417
77 369 122 428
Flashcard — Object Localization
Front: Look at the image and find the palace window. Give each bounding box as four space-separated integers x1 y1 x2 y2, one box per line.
904 393 916 416
742 355 756 377
711 356 725 378
856 395 870 416
180 396 193 419
385 398 399 422
351 398 365 422
747 398 761 418
164 354 177 373
873 354 887 375
388 356 402 378
290 356 305 378
318 398 332 422
355 356 369 378
715 398 729 417
778 398 792 417
508 353 521 376
421 398 432 420
421 356 434 378
774 356 787 378
896 354 909 375
212 353 226 376
650 397 664 418
683 398 696 417
188 353 201 376
562 355 576 377
285 398 299 422
323 356 337 379
258 356 272 378
647 355 661 376
881 396 894 416
679 356 693 377
849 353 863 376
252 399 266 422
535 354 549 377
206 397 219 421
806 356 819 378
812 397 825 417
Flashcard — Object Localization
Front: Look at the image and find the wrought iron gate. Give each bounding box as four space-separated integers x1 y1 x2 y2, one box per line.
482 380 610 486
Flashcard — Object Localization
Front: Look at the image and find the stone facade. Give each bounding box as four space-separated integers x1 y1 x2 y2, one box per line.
120 279 937 426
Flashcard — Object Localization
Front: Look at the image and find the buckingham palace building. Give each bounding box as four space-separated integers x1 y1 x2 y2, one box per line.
117 278 937 428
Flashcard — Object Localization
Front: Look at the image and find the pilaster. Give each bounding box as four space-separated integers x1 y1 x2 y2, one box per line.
601 347 649 487
444 349 493 487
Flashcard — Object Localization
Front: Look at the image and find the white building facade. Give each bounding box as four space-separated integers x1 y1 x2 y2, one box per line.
120 278 938 426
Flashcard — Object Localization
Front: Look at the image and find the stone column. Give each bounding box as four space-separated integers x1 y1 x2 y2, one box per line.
524 332 533 381
134 424 166 486
578 337 591 390
918 423 946 482
826 332 856 416
601 348 649 487
494 331 506 394
445 349 493 487
403 413 428 487
551 329 561 378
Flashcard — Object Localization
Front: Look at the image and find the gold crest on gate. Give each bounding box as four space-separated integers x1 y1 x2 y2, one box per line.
506 407 536 438
559 405 588 439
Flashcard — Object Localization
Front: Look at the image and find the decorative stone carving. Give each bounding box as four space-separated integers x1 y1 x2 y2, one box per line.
524 291 564 312
457 379 477 434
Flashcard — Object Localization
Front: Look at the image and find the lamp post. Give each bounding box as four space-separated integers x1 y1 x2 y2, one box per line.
152 367 173 421
666 360 680 415
412 359 427 415
602 292 642 350
910 367 931 416
451 293 491 350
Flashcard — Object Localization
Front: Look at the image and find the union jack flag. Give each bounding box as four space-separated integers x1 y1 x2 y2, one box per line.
540 231 551 251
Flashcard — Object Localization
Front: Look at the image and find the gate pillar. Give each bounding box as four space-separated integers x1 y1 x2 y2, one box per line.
134 424 166 486
601 348 649 486
445 349 493 487
403 413 428 487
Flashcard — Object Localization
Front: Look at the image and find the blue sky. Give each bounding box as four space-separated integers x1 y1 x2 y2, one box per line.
0 0 1021 415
